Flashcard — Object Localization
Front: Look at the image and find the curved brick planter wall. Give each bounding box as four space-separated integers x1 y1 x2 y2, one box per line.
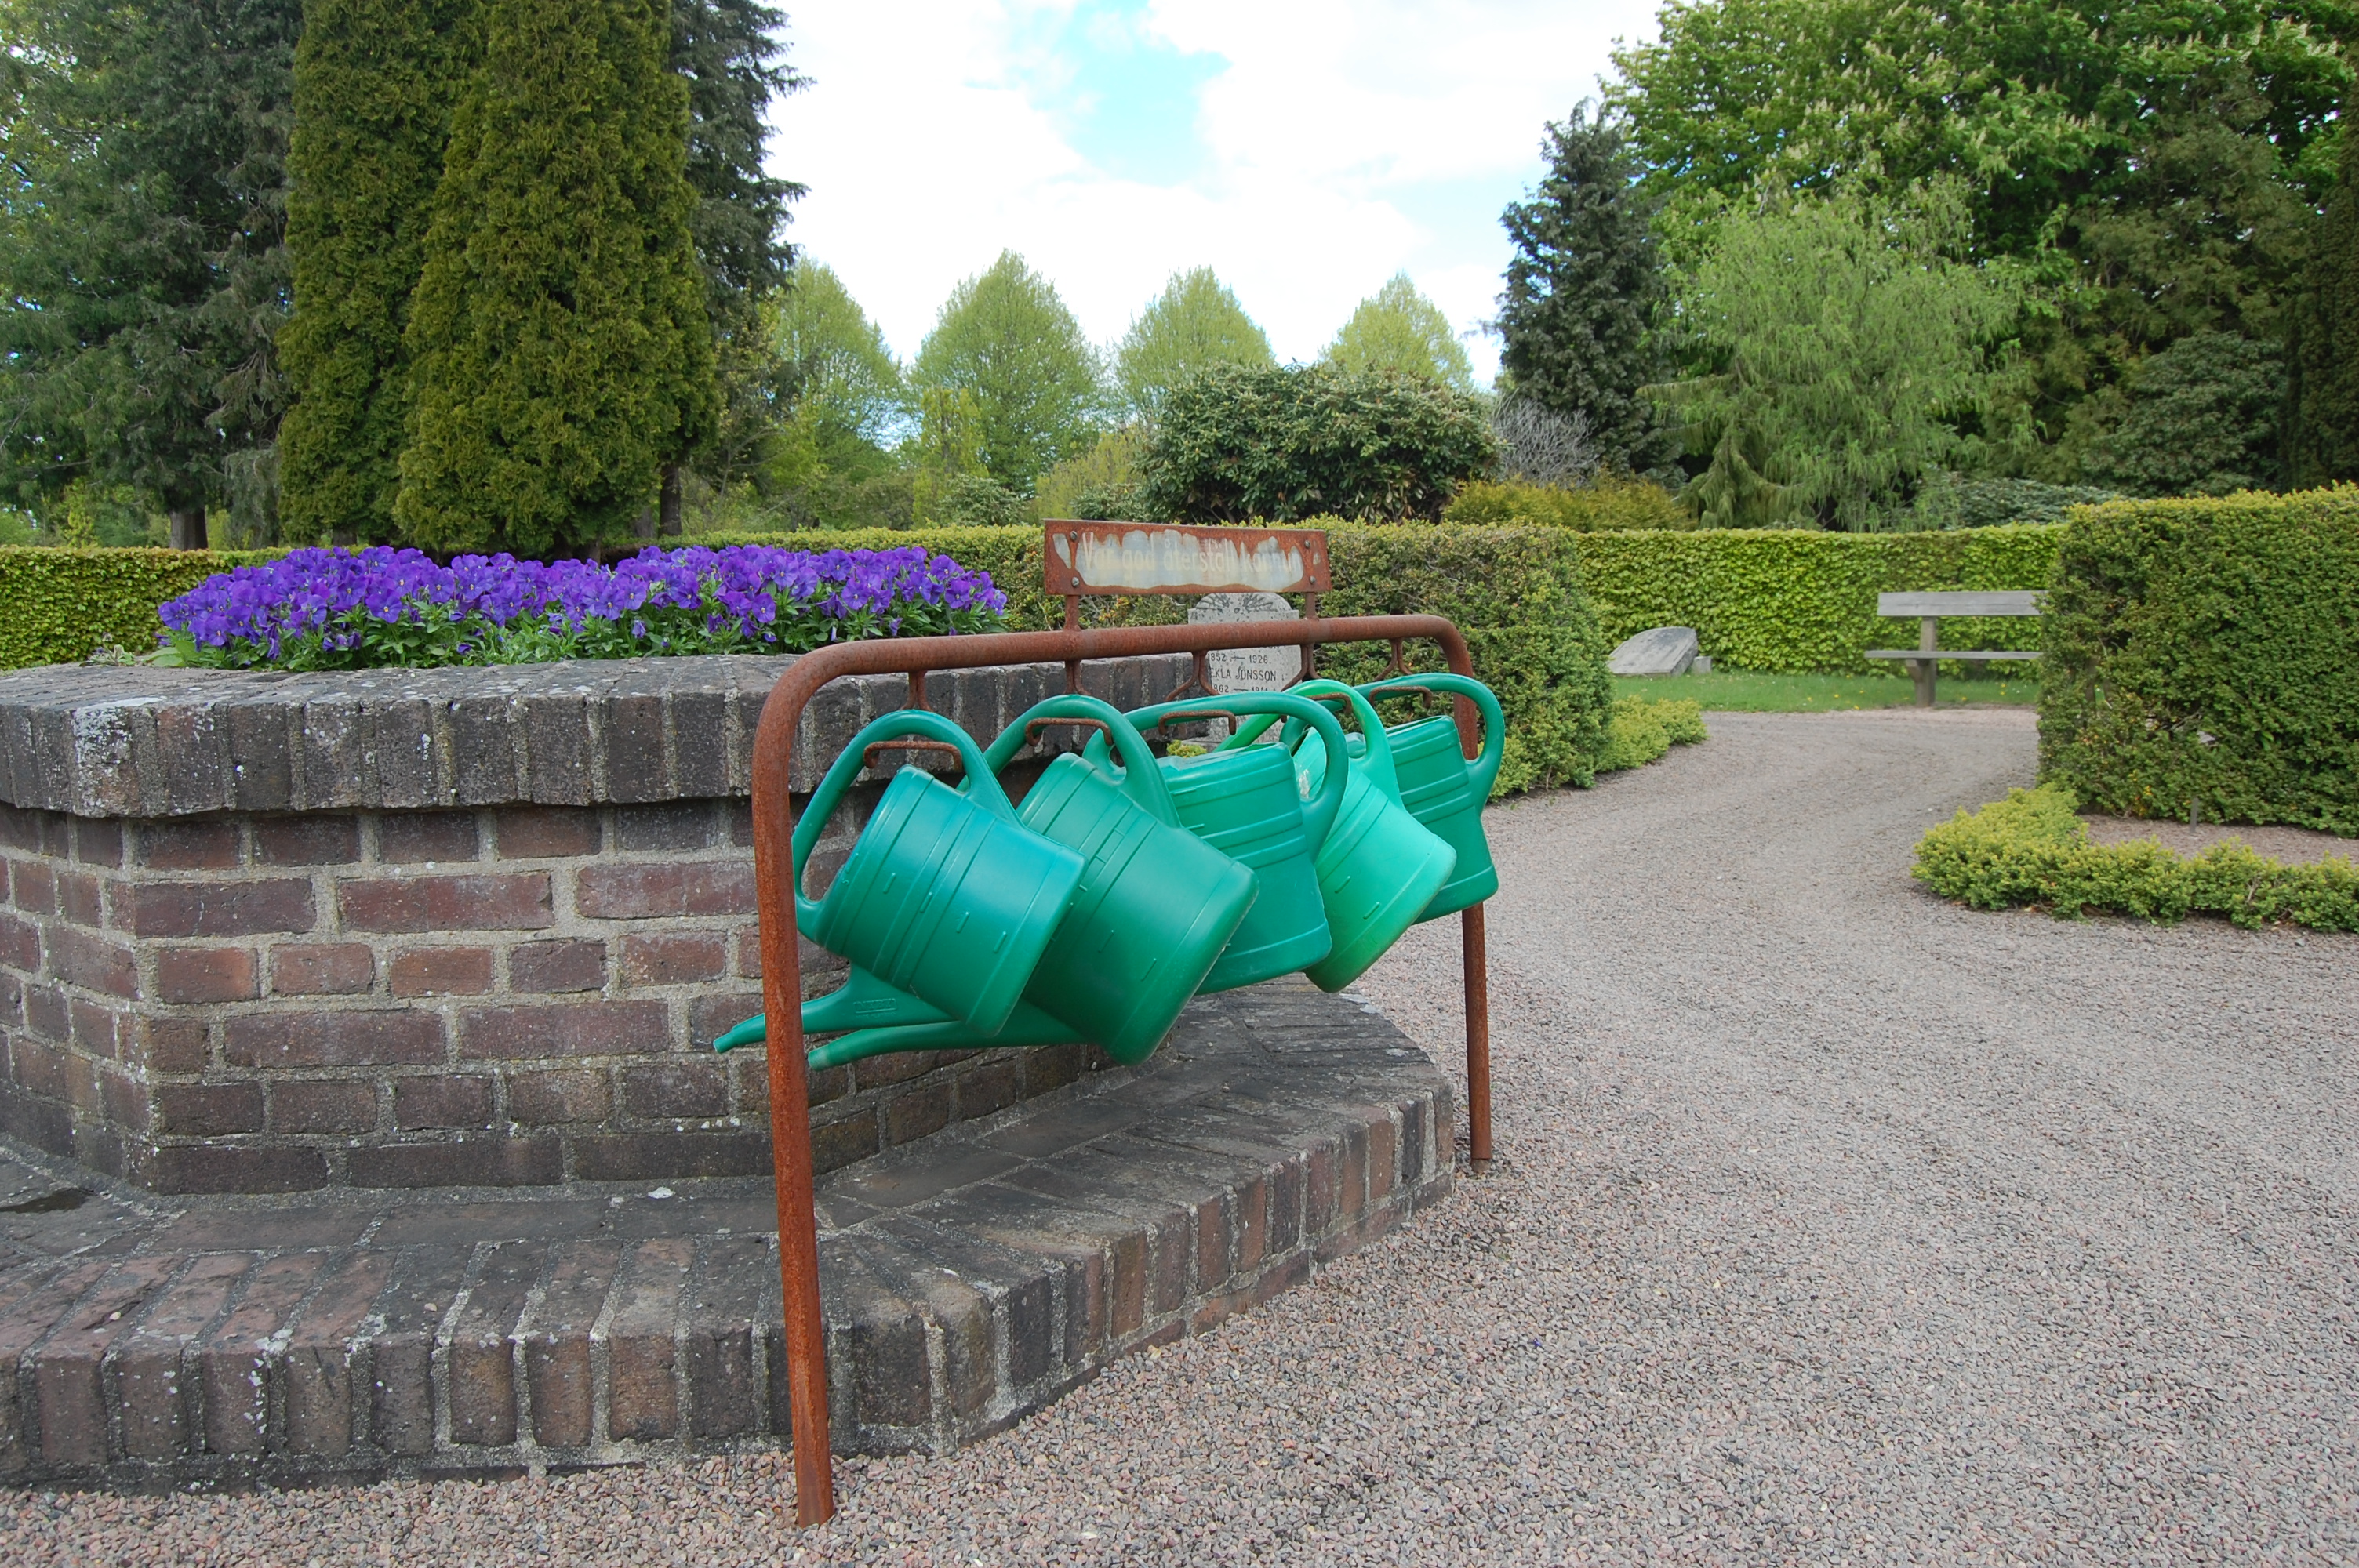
0 652 1193 1195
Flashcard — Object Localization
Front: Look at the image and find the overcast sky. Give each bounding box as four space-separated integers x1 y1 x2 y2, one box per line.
764 0 1667 387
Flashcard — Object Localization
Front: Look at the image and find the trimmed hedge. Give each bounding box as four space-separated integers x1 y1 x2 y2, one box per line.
1914 785 2359 931
2039 490 2359 836
1442 476 1689 532
2 522 1621 796
1572 524 2065 674
0 548 278 669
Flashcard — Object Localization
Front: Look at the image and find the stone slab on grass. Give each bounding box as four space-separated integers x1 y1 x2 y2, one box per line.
1608 625 1699 677
0 978 1452 1486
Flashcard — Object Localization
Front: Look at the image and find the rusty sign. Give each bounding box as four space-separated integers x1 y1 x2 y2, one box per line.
1044 522 1331 597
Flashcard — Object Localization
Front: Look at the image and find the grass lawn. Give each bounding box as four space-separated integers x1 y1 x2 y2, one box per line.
1613 667 2041 713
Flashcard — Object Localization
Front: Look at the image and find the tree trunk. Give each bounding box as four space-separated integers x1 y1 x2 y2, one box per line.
631 503 656 542
659 464 682 537
168 506 209 550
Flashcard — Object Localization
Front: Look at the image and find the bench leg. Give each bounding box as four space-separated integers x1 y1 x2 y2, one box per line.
1914 619 1938 706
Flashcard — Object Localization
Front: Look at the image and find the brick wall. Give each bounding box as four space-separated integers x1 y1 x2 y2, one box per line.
0 652 1192 1195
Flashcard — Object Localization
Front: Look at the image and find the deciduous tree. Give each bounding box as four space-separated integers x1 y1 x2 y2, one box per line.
906 252 1105 493
1322 274 1474 391
1114 267 1273 422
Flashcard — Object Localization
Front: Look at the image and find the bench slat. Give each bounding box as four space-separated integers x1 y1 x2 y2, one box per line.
1863 649 2041 661
1877 591 2043 616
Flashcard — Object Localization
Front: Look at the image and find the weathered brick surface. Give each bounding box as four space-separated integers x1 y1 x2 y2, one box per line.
0 981 1451 1487
0 654 1191 1193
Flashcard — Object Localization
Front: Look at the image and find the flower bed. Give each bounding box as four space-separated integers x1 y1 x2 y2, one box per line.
159 544 1005 670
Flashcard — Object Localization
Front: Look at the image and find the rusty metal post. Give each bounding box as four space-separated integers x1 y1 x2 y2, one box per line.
1461 902 1491 1167
748 613 1478 1527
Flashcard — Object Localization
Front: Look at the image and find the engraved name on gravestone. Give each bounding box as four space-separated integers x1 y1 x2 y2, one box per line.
1190 591 1302 695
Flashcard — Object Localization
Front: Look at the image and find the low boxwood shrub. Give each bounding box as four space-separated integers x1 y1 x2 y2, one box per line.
1596 696 1708 772
1914 785 2359 931
1573 524 2065 673
2040 489 2359 836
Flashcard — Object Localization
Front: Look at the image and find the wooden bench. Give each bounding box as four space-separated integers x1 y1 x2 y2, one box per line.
1864 590 2043 706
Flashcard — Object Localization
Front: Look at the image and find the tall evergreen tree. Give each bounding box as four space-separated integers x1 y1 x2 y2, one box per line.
1496 105 1667 474
394 0 715 557
277 0 476 545
664 0 805 524
0 0 300 547
2289 125 2359 488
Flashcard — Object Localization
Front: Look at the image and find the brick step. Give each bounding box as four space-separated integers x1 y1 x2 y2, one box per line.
0 982 1453 1484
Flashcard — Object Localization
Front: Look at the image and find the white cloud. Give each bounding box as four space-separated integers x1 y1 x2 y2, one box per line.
768 0 1662 383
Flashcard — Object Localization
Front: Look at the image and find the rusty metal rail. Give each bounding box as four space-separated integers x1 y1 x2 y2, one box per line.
750 614 1493 1526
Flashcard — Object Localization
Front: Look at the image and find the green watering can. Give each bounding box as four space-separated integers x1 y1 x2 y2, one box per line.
719 695 1259 1069
1307 673 1505 923
1092 692 1350 993
787 708 1085 1036
1225 681 1457 993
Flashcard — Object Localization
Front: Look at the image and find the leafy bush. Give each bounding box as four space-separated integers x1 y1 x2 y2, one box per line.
2040 489 2359 834
1575 524 2065 671
1596 695 1708 771
160 545 1005 669
2082 332 2286 498
1943 476 2118 527
1137 365 1496 524
1914 785 2359 931
1445 476 1690 531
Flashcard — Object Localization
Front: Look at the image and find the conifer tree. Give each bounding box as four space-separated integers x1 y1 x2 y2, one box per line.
665 0 805 520
0 0 300 547
1496 105 1669 474
394 0 715 557
277 0 476 544
2288 125 2359 488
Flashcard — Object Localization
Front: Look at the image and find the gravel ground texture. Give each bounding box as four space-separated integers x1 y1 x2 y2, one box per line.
10 706 2359 1567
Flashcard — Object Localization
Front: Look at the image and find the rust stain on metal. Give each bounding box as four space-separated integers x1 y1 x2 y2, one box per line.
1043 521 1332 597
749 614 1484 1526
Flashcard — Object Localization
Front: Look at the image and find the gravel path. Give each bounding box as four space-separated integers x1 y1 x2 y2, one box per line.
13 706 2359 1566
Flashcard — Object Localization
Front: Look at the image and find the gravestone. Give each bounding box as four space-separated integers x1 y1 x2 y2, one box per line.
1189 590 1302 694
1608 625 1699 677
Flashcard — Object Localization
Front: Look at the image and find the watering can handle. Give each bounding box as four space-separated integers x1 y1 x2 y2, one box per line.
1362 673 1507 800
1252 679 1406 804
978 693 1181 825
1124 693 1350 853
789 709 1015 931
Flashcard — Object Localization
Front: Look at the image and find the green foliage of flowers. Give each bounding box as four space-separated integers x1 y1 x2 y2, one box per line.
2039 489 2359 836
1913 785 2359 931
1574 523 2066 672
